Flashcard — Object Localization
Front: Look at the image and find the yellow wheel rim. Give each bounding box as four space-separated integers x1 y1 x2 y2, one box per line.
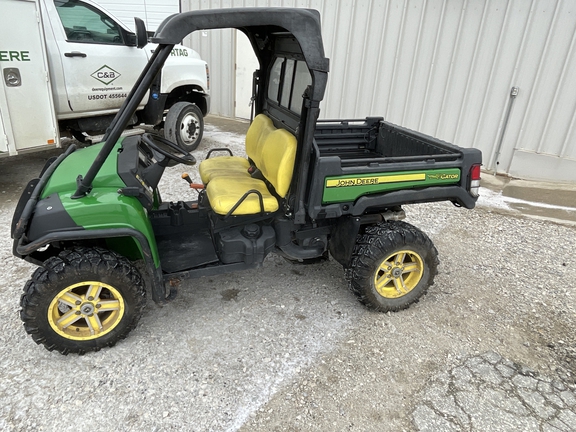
47 281 125 341
373 250 424 299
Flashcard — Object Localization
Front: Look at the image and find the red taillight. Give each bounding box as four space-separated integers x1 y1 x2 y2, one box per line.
470 164 481 180
469 164 481 197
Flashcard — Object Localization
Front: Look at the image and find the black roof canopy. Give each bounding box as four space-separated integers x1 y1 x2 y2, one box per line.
151 7 330 73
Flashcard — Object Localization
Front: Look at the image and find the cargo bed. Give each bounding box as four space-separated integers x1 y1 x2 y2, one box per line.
314 117 462 166
307 117 482 218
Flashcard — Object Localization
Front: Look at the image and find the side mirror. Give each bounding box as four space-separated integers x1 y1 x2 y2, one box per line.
134 17 148 49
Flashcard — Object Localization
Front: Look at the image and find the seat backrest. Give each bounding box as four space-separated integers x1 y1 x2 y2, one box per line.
246 114 297 198
245 114 274 160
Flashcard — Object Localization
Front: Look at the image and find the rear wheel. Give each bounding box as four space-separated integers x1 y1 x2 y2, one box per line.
164 102 204 152
347 221 438 312
20 247 146 355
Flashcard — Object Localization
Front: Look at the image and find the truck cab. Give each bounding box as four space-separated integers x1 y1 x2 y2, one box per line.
0 0 209 156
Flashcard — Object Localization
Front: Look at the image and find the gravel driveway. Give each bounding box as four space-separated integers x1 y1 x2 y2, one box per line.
0 119 574 431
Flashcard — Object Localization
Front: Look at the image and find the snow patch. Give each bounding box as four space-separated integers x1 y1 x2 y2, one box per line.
476 188 512 211
477 187 576 213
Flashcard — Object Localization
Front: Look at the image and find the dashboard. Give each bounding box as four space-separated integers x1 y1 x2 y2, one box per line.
117 135 166 210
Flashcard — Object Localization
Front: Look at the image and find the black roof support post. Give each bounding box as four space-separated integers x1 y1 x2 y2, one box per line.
72 44 174 199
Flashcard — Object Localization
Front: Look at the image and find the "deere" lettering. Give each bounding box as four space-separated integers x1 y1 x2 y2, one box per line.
0 51 30 61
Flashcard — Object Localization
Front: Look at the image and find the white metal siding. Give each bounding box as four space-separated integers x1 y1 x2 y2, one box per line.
185 26 236 118
182 0 576 182
96 0 180 30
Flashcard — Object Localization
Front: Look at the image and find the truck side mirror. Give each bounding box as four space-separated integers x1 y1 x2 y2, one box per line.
134 17 148 49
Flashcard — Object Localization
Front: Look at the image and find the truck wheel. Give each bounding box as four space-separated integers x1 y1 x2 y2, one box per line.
347 221 438 312
20 247 146 355
165 101 204 151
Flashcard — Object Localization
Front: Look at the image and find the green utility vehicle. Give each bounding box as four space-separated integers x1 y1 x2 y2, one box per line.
12 8 482 354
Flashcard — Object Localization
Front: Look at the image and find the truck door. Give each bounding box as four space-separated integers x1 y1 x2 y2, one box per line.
0 0 58 155
50 0 147 114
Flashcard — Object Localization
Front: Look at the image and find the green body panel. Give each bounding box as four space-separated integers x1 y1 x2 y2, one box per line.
322 168 461 204
57 190 159 266
40 141 160 266
42 141 125 198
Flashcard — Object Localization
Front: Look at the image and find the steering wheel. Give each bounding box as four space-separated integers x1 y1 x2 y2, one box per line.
68 30 93 41
141 134 196 167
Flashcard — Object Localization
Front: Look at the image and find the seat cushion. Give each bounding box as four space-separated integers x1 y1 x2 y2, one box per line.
198 156 250 184
199 115 273 184
199 114 295 216
197 114 296 198
206 176 279 215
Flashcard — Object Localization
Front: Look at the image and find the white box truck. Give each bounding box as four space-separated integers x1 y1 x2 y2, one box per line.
0 0 210 158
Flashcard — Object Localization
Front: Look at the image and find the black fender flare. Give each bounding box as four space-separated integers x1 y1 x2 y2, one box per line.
14 228 169 304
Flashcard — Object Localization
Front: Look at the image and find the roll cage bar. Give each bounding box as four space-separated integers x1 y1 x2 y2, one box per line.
72 8 329 223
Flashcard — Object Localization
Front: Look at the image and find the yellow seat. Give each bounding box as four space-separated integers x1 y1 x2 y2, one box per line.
199 156 250 184
201 113 297 216
206 176 279 215
257 128 297 197
198 114 275 184
199 114 276 184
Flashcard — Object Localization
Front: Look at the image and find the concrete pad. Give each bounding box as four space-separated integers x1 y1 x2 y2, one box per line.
480 172 576 224
504 180 576 208
205 114 250 135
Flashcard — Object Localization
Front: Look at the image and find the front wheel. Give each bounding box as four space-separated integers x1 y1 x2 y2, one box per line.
164 102 204 152
20 247 146 355
347 221 439 312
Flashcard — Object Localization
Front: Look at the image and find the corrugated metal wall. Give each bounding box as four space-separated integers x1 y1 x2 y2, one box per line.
183 16 236 119
96 0 180 30
181 0 576 182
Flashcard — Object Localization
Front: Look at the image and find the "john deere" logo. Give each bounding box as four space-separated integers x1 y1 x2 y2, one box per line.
91 65 121 85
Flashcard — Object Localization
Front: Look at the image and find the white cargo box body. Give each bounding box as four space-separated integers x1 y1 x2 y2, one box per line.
0 103 8 153
0 0 59 156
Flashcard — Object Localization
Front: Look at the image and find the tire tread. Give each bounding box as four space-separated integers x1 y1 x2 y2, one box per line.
20 247 146 355
347 221 439 312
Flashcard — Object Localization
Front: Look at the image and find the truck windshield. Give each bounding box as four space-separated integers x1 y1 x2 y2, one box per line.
54 0 124 45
